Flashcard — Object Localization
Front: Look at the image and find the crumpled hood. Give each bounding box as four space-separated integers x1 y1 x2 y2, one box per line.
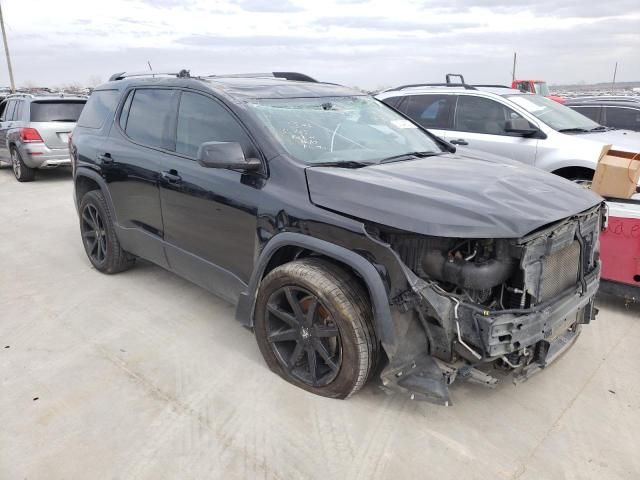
305 153 602 238
575 129 640 153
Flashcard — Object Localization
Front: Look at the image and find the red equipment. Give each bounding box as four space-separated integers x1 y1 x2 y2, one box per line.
511 79 565 103
599 199 640 300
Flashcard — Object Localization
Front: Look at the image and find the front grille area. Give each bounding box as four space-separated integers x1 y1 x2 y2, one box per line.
539 241 581 301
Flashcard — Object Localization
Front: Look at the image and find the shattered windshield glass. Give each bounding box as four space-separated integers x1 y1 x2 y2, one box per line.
247 96 442 164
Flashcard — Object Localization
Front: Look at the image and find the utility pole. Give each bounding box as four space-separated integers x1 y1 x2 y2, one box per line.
610 61 618 94
512 52 517 83
0 0 15 92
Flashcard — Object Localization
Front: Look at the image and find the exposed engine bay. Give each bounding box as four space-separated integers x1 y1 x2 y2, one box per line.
374 204 605 405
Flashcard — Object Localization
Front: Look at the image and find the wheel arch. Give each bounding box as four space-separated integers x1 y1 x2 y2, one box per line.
551 165 595 181
74 168 117 217
235 232 394 345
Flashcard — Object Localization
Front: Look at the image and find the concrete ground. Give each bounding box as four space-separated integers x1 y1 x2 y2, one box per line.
1 167 639 480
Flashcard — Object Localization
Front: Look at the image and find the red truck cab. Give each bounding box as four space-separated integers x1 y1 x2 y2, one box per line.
512 79 565 103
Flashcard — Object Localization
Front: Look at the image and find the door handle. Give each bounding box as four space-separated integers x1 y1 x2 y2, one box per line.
97 152 113 164
161 170 182 184
450 139 469 146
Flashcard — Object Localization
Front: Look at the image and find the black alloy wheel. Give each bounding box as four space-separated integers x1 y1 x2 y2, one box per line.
78 190 135 274
81 203 107 265
265 286 342 387
254 258 378 399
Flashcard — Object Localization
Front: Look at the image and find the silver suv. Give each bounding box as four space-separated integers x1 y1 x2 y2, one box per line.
0 93 86 182
376 77 640 183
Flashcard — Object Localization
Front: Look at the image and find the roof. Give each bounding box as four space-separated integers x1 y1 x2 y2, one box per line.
202 76 363 100
377 84 524 99
4 93 87 102
99 74 364 101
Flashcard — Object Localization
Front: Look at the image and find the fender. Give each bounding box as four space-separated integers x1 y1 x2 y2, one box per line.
546 158 597 175
235 232 395 345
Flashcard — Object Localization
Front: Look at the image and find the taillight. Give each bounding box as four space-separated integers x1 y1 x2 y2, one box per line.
20 128 44 143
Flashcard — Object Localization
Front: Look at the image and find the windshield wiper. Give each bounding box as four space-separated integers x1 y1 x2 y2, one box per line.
558 128 590 133
589 125 610 132
379 151 442 164
311 160 373 168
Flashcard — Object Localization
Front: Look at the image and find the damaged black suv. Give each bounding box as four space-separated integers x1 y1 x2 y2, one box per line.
70 70 605 405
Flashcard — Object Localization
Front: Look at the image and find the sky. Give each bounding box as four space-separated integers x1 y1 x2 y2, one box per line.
2 0 639 89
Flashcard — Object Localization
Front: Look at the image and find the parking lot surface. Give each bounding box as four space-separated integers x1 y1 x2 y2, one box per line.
1 167 639 480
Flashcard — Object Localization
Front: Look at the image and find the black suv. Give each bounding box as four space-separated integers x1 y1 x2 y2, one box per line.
70 70 605 405
564 96 640 132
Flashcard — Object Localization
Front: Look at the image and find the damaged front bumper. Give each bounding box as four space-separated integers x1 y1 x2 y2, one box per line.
380 268 600 405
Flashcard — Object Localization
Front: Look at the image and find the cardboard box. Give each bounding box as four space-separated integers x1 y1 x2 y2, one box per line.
591 147 640 199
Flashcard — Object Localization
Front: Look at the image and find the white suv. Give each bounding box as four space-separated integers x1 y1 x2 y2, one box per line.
376 78 640 182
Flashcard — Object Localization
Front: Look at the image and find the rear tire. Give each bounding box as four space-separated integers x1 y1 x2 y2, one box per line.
11 148 36 182
79 190 135 274
254 258 378 399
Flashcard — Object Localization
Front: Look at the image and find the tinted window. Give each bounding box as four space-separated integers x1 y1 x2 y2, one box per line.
454 95 528 135
176 91 253 158
77 90 119 128
381 96 403 109
605 106 640 131
405 94 454 129
571 106 600 122
30 101 86 122
125 89 175 150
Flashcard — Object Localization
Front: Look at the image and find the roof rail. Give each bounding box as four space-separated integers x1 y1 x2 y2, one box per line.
473 84 511 88
206 72 317 82
109 69 192 81
385 83 477 92
386 72 478 92
5 92 34 98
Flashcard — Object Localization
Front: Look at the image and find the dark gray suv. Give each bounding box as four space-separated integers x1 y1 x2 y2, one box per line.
0 93 86 181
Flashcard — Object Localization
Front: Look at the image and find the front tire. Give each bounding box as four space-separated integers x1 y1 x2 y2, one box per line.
11 148 36 182
254 258 378 399
79 190 135 274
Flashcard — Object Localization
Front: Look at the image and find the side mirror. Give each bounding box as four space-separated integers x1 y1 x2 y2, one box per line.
197 142 261 171
504 118 541 137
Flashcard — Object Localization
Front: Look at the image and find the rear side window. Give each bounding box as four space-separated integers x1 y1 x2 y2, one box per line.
77 90 119 128
605 106 640 131
405 95 455 129
571 106 600 122
30 101 86 122
176 91 254 158
125 89 175 150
